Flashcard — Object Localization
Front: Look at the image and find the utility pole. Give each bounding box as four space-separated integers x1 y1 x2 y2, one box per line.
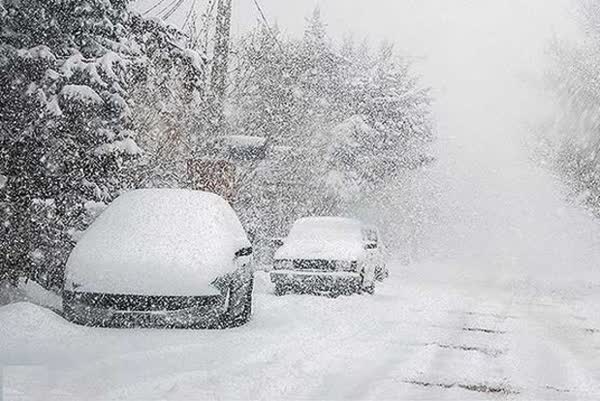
187 0 235 201
209 0 232 136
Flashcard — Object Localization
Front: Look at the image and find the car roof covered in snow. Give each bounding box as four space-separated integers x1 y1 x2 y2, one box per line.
65 189 250 297
275 217 366 261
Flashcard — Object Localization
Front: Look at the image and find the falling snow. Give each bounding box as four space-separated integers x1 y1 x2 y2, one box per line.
1 0 600 400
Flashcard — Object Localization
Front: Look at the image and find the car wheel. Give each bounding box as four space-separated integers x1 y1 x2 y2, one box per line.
62 298 75 322
362 284 375 295
359 269 375 296
375 267 383 282
62 296 89 326
224 276 254 328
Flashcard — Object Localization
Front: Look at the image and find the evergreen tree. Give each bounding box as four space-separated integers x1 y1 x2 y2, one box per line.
303 7 328 53
0 0 204 287
547 0 600 214
228 13 433 249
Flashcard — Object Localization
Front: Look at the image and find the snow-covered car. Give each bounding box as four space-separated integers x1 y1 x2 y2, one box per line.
270 217 377 296
62 189 254 329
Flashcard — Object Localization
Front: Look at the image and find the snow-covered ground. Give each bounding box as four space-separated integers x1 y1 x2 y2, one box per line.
0 279 62 311
2 265 599 400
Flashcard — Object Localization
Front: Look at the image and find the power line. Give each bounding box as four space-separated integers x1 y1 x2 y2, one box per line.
144 0 202 33
251 0 285 55
193 0 217 46
163 0 188 20
182 0 199 30
142 0 170 15
155 0 180 17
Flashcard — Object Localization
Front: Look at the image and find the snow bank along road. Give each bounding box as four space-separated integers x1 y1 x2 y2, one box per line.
1 264 599 400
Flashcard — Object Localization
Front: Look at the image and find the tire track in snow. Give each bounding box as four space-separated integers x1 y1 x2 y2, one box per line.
502 291 600 399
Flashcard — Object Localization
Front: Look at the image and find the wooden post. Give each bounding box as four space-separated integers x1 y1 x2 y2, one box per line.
187 159 236 203
209 0 233 136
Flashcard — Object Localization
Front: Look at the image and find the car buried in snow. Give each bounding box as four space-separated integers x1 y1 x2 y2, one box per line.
270 217 383 297
62 189 254 329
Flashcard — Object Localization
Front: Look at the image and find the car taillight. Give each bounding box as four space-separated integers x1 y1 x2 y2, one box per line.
337 261 358 272
273 260 293 270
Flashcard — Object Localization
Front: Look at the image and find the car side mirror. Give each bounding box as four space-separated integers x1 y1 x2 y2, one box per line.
364 242 377 250
235 247 253 258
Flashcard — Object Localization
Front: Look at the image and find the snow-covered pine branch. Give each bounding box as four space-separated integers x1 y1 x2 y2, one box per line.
0 0 205 287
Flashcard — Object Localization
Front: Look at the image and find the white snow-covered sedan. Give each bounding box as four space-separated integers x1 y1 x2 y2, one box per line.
270 217 378 296
62 189 254 329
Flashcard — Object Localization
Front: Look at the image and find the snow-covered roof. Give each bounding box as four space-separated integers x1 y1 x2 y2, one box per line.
275 217 366 261
65 189 250 297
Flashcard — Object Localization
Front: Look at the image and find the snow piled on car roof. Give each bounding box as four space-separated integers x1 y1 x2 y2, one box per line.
65 189 250 297
275 217 366 261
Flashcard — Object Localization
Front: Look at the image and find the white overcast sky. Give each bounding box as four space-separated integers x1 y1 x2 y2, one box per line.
136 0 579 153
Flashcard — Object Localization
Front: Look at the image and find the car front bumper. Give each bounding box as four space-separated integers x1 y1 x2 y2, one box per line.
63 292 228 329
270 270 363 295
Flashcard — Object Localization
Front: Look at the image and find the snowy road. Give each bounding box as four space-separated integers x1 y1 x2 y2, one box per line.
2 264 599 400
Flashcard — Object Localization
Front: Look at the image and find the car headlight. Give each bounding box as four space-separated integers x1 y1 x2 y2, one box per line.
273 260 293 270
337 261 358 272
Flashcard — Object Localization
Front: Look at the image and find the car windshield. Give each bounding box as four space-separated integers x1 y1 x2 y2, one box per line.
287 218 362 241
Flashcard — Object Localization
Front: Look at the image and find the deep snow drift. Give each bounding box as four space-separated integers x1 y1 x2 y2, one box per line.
1 271 599 400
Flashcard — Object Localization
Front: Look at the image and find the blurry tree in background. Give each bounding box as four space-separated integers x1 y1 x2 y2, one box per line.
0 2 433 283
0 0 204 287
547 0 600 214
228 8 433 259
128 18 206 189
